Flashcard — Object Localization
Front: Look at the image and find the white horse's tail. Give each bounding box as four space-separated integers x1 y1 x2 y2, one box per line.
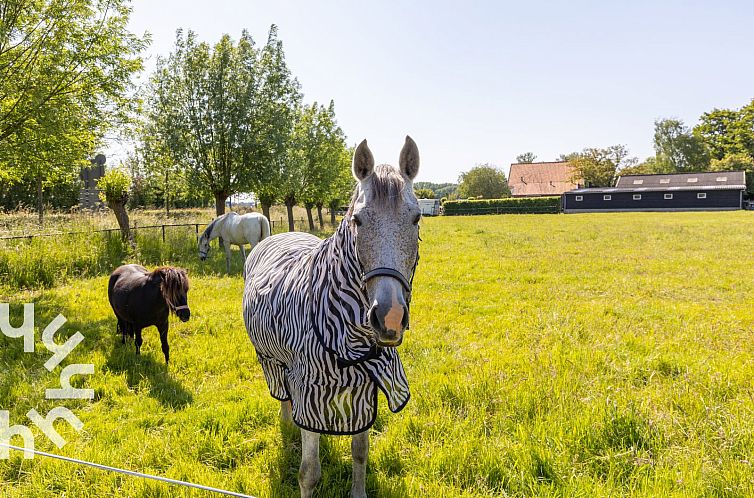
260 215 271 240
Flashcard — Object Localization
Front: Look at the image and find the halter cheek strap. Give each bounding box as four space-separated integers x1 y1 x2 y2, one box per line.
173 305 190 312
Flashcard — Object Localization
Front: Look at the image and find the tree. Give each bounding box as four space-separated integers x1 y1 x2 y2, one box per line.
250 25 301 223
568 145 637 187
0 0 146 221
516 152 537 163
144 27 300 219
291 101 348 230
98 168 133 244
326 146 356 226
653 118 709 172
458 164 510 199
414 188 435 199
694 100 754 161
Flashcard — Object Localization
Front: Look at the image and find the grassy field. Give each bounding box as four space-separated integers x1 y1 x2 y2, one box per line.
2 211 754 497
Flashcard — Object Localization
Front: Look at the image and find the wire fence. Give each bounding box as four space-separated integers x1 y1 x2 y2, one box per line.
0 217 320 242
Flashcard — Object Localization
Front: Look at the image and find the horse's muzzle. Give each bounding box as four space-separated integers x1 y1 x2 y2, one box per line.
175 305 191 322
368 303 408 347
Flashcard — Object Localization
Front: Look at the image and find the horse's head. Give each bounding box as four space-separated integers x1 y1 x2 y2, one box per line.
350 136 421 347
156 267 191 322
198 234 210 261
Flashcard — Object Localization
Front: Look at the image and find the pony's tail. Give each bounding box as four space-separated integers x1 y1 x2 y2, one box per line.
260 215 271 240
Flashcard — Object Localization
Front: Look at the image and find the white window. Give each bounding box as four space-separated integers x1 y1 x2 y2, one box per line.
603 195 611 200
697 192 707 199
633 194 642 200
687 178 698 183
716 176 727 182
575 195 583 201
632 179 644 185
659 179 670 184
664 193 673 200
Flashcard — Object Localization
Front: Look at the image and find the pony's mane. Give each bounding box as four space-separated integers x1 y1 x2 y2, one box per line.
201 212 237 240
349 164 407 212
152 266 190 312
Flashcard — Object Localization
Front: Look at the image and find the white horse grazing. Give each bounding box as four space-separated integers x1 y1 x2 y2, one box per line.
198 212 271 273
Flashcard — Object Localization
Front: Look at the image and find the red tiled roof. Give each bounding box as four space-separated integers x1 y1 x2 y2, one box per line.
508 161 580 197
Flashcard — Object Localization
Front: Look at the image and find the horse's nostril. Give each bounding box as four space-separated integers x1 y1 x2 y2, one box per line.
368 306 381 330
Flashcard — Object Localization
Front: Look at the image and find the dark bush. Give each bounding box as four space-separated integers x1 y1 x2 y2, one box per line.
442 197 561 215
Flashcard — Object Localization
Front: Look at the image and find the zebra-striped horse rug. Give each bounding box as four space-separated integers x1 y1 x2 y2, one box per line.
242 218 411 435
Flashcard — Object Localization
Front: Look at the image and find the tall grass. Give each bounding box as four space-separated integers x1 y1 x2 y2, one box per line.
1 211 754 496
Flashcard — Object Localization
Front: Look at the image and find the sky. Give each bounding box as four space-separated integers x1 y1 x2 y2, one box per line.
121 0 754 184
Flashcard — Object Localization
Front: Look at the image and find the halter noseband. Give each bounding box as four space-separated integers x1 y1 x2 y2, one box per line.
362 268 411 292
172 304 190 312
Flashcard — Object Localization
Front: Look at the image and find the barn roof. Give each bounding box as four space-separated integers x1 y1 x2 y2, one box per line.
567 170 747 194
614 171 746 189
508 161 580 197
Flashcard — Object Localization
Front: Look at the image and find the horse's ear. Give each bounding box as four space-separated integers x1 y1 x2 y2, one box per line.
352 139 374 181
399 136 419 181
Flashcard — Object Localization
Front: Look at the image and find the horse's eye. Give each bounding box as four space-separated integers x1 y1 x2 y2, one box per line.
351 215 362 227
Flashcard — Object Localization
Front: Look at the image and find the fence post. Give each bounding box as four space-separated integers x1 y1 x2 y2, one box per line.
162 225 166 242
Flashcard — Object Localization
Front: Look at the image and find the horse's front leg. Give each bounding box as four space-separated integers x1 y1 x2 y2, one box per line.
158 322 169 365
299 429 321 498
224 243 233 273
351 430 369 498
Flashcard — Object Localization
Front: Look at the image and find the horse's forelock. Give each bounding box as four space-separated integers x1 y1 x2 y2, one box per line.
350 164 408 211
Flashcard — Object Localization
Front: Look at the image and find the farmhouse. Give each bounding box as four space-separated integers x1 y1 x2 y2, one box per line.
508 161 580 197
563 171 746 213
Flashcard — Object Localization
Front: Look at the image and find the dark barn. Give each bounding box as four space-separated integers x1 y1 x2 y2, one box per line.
563 171 746 213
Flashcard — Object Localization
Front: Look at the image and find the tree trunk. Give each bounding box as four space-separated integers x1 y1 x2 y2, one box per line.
111 200 134 245
214 191 227 216
316 203 324 228
165 170 170 216
285 202 295 232
36 176 43 225
262 202 271 223
214 191 227 248
330 208 336 226
305 204 315 231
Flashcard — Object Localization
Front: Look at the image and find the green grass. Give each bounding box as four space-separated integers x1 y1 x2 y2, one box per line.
2 211 754 496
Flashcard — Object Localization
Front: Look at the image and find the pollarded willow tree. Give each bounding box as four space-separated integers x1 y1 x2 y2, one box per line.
0 0 146 221
143 25 300 218
290 100 350 230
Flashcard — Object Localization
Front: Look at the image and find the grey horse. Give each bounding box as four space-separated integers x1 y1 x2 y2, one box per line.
243 137 421 497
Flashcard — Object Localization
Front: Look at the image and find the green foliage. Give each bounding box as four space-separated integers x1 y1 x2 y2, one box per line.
568 145 636 187
653 119 710 172
97 169 131 204
414 188 435 199
0 0 146 217
143 26 300 215
709 153 754 193
694 100 754 160
515 152 537 163
414 181 458 199
443 196 560 215
458 164 510 199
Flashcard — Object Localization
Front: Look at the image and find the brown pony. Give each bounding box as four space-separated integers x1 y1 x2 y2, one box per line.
108 264 190 364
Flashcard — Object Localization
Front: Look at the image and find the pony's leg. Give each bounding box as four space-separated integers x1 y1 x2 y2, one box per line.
351 430 369 498
158 323 170 365
299 429 321 498
117 318 125 344
134 328 143 356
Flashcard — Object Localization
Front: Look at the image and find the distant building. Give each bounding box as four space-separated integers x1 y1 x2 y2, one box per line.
563 171 746 213
508 161 580 197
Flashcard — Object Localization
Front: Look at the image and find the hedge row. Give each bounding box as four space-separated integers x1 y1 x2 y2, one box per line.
443 196 561 215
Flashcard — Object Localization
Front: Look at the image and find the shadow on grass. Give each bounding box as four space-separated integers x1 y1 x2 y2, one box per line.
103 332 194 410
